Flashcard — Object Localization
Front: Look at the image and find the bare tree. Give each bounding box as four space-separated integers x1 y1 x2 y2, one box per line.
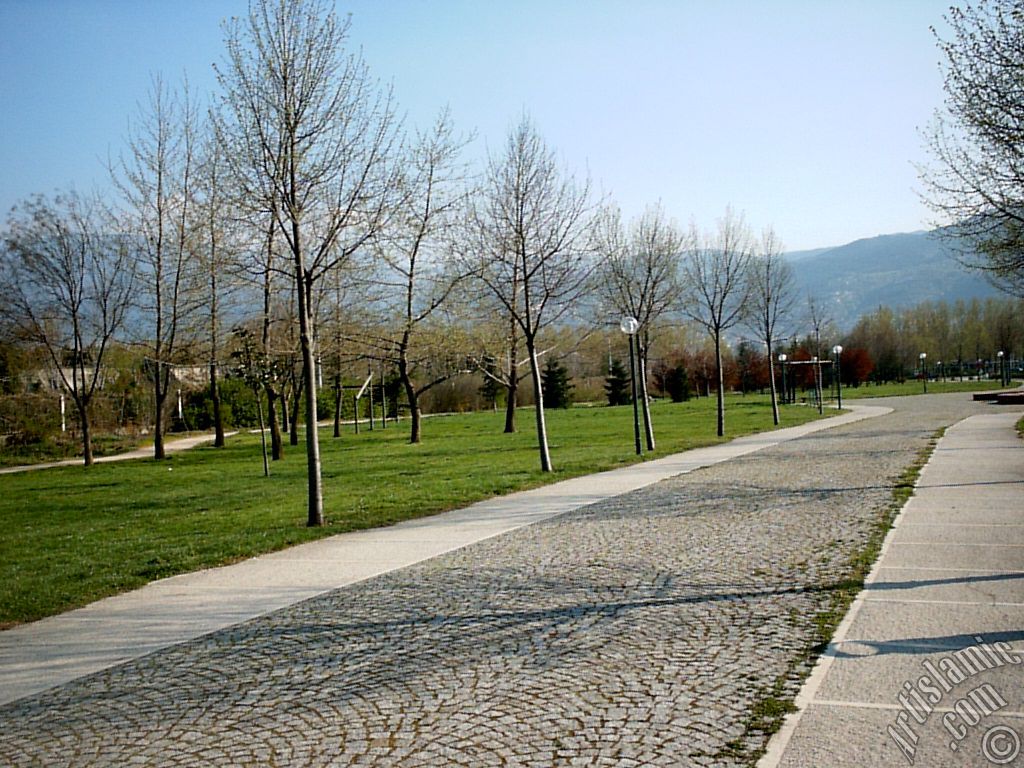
115 76 203 460
920 0 1024 296
192 125 239 448
216 0 401 526
231 326 271 476
593 202 683 450
746 227 796 425
463 288 530 434
1 191 135 465
357 110 473 443
460 310 532 432
229 207 290 460
681 208 754 437
465 116 595 472
806 294 835 413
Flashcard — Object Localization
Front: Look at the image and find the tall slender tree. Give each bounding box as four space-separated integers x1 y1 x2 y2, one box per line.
746 227 795 425
115 76 203 460
216 0 401 526
680 208 753 437
465 116 595 471
193 125 238 448
358 109 473 444
593 202 683 450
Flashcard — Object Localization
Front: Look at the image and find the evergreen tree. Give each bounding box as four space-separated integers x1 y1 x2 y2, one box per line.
663 364 691 402
604 359 631 406
541 358 574 409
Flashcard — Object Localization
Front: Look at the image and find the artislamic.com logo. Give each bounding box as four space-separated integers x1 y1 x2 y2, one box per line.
888 635 1021 765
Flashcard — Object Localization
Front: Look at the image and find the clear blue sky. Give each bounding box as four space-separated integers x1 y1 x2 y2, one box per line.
0 0 951 251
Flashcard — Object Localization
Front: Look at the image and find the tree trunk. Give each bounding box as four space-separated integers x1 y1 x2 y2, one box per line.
399 355 421 444
289 373 301 447
503 376 518 433
767 339 780 426
260 229 281 461
504 317 519 433
154 370 167 460
404 379 421 444
265 385 283 460
281 381 290 434
210 362 225 447
639 349 655 451
333 373 342 438
78 399 94 467
714 330 725 437
527 339 552 472
255 387 269 477
296 270 323 528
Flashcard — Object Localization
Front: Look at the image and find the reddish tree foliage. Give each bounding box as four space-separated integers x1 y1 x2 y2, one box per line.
841 347 874 387
790 348 818 389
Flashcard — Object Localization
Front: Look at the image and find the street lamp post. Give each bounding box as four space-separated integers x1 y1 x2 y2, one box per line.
832 345 843 409
778 353 788 406
812 356 823 414
919 352 927 394
997 350 1005 387
620 316 642 456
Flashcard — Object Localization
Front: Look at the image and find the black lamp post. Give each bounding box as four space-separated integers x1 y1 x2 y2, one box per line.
778 353 788 405
919 352 927 394
620 316 642 456
832 345 843 409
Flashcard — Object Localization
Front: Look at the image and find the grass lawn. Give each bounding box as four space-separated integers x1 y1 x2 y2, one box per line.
0 395 828 627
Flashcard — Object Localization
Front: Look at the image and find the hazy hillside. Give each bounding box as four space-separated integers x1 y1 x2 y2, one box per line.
787 230 1001 330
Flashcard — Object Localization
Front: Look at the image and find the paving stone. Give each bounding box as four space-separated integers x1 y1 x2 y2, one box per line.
0 394 988 766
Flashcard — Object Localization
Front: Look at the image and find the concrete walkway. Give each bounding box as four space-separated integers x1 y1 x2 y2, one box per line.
761 410 1024 768
0 431 236 475
0 405 888 707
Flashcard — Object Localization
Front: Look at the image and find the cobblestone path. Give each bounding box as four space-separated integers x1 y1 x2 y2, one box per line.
0 395 987 766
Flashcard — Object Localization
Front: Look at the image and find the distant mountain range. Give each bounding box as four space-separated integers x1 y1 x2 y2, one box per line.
785 230 1002 330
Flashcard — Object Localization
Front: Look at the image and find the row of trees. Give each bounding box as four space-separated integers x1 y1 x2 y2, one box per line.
4 0 1023 528
0 0 800 528
845 297 1021 382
